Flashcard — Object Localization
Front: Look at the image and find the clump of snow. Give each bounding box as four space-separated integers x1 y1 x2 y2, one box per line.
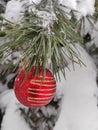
54 44 98 130
0 82 8 93
36 10 56 28
29 0 41 5
59 0 77 10
3 0 42 24
76 0 95 19
0 90 32 130
59 0 95 19
4 0 24 23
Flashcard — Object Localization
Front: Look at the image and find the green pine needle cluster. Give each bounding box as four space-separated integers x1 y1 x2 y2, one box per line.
0 1 83 79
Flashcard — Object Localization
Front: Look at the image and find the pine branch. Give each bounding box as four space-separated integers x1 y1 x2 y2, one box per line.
0 1 83 79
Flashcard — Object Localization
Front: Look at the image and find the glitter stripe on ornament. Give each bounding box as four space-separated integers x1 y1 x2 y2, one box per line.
28 87 56 91
28 90 55 96
28 96 53 101
30 103 48 106
30 81 56 86
27 98 51 103
30 79 56 83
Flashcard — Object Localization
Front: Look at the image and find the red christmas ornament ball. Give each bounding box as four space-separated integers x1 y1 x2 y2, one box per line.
14 66 56 108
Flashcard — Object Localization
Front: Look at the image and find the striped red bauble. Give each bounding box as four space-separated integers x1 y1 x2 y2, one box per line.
14 66 56 108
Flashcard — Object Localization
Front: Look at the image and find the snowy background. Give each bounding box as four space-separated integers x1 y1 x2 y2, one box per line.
0 0 98 130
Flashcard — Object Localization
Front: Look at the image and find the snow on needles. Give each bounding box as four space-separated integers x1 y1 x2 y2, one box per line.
59 0 95 19
54 44 98 130
4 0 95 24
